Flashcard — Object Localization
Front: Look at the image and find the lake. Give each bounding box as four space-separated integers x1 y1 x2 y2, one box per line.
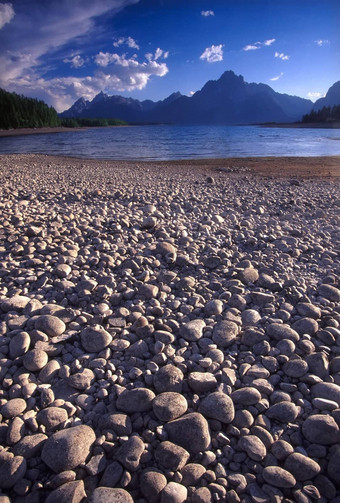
0 125 339 160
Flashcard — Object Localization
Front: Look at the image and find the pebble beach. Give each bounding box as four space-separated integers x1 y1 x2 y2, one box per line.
0 153 339 503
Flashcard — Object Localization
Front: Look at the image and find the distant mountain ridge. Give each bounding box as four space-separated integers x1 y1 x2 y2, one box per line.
60 70 318 124
313 81 340 110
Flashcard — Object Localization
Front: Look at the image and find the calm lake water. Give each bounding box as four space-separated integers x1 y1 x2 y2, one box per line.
0 125 339 160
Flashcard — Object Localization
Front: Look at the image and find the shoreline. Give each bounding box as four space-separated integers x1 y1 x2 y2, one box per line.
1 153 338 179
1 121 340 138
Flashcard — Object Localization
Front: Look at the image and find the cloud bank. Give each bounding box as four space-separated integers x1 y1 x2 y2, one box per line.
243 39 276 51
201 10 214 17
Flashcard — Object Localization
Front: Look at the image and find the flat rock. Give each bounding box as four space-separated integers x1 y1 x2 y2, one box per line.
41 425 96 472
318 284 340 302
311 382 340 406
1 295 31 313
12 433 48 458
116 388 155 413
90 487 134 503
231 387 261 405
188 372 217 393
68 368 95 390
37 407 68 431
35 315 66 337
266 323 300 342
164 413 211 454
45 480 86 503
284 452 321 481
262 466 296 488
238 435 267 461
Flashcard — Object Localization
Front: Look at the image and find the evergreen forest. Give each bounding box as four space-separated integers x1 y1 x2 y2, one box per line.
302 105 340 123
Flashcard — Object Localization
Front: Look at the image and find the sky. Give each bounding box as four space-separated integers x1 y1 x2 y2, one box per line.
0 0 339 112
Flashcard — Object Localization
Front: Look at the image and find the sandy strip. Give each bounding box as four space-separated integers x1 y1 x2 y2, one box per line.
1 153 338 179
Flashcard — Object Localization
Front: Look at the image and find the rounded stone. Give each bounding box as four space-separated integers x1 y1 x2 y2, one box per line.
155 441 190 471
188 372 217 393
198 392 235 424
266 402 299 423
302 415 339 445
318 284 340 302
1 398 26 419
80 325 112 353
35 315 66 337
164 413 211 454
68 368 95 390
37 407 68 432
231 387 261 405
327 445 340 486
262 466 296 488
212 320 238 348
116 388 155 413
116 435 145 471
270 440 294 461
161 482 187 503
180 464 206 486
23 349 48 371
140 468 167 502
180 319 206 341
204 299 223 316
153 392 188 421
266 323 300 342
41 425 96 472
45 480 86 503
283 358 309 378
90 488 133 503
9 331 30 358
1 295 31 313
311 382 340 407
292 317 318 335
153 364 184 393
0 455 27 489
238 435 266 461
284 453 321 481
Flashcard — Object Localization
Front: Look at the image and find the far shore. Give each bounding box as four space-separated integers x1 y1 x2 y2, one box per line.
258 121 340 129
1 121 340 138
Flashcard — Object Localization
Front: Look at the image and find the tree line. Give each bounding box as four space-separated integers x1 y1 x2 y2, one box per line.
302 105 340 123
0 88 127 130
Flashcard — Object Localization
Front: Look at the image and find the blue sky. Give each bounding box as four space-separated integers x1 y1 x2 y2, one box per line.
0 0 339 112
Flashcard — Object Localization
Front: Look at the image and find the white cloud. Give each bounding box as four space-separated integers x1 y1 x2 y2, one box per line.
315 39 330 47
64 55 85 68
200 44 223 63
307 91 325 101
113 36 139 50
188 91 195 96
243 45 260 51
201 10 214 17
243 38 276 51
275 51 290 60
145 48 169 62
263 39 276 46
0 2 14 29
270 72 284 81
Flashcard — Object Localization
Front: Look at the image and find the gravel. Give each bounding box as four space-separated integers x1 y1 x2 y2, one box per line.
0 153 339 501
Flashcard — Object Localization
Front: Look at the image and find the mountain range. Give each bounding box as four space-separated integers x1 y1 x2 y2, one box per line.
60 70 339 125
